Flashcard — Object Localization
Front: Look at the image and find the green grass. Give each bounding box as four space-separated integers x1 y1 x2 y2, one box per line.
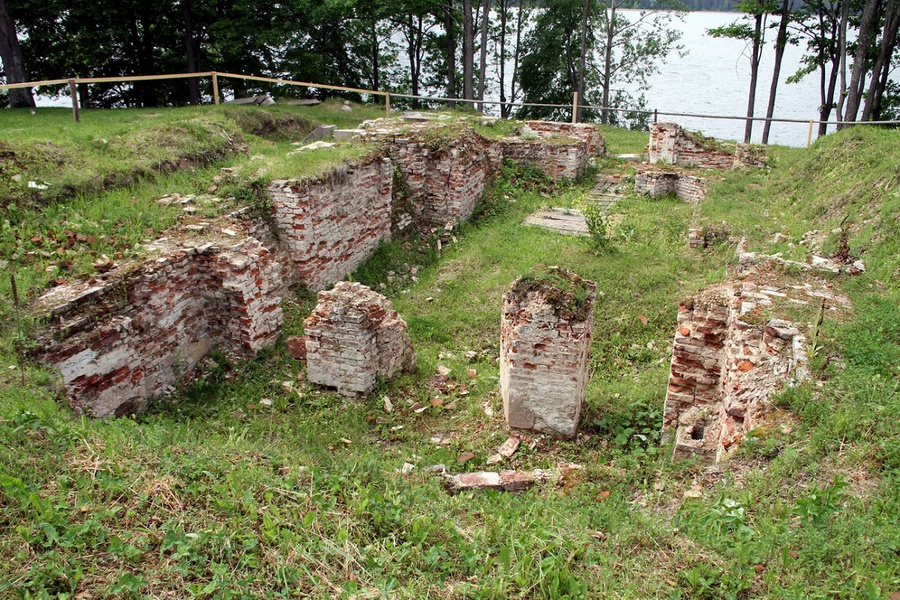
1 118 899 598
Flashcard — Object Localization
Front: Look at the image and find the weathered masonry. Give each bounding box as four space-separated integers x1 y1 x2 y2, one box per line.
36 232 285 418
500 267 597 438
634 168 708 204
638 122 766 205
647 122 766 169
304 282 415 396
663 263 849 462
35 121 604 418
270 155 394 290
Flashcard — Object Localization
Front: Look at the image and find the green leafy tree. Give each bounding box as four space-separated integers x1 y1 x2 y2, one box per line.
708 0 771 142
518 0 684 127
0 0 35 107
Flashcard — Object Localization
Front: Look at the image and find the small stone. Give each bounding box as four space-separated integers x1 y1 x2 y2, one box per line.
383 396 393 413
457 452 476 463
437 364 451 377
222 228 238 236
497 437 520 458
430 397 443 407
260 398 273 407
486 454 503 465
467 368 477 379
465 351 478 361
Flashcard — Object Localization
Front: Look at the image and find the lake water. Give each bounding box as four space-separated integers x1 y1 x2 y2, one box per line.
476 10 853 146
624 10 825 147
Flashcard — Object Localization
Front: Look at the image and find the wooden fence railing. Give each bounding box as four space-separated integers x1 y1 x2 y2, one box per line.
2 70 898 146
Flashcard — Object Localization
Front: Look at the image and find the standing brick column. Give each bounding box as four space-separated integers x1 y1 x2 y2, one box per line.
304 282 416 396
500 267 596 438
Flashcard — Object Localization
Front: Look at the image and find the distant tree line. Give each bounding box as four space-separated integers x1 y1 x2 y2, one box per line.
710 0 899 142
0 0 897 134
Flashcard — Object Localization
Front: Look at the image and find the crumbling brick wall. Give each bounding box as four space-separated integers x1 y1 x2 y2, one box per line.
635 168 708 204
36 235 286 418
304 281 416 396
500 138 590 181
500 267 596 438
523 121 606 156
387 127 501 227
648 122 766 169
663 281 809 462
270 155 394 290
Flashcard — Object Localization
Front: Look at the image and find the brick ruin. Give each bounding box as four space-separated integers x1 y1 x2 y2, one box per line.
634 168 708 204
521 121 606 156
304 282 415 396
647 122 767 170
500 267 597 438
638 122 766 213
36 232 285 418
270 155 394 290
385 127 502 226
662 264 849 462
34 122 602 417
499 137 590 181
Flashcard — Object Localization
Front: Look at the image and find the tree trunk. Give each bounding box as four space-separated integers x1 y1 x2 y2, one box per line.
477 0 489 112
576 0 589 123
761 0 789 144
407 14 423 109
601 0 616 125
498 0 507 117
842 0 880 125
463 0 474 107
182 0 201 105
372 23 380 92
508 0 525 119
743 7 764 143
862 0 900 121
445 4 456 107
835 0 849 127
0 0 35 108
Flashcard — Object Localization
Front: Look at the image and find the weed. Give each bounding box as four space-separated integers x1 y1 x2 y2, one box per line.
792 476 848 526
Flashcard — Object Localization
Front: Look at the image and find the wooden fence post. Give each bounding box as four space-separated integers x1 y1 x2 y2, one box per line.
212 72 220 105
572 91 579 124
385 93 391 117
807 119 814 147
69 79 80 123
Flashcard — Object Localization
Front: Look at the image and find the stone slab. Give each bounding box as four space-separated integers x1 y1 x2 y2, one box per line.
523 208 589 236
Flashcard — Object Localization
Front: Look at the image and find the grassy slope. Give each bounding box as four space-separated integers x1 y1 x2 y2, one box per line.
0 101 384 311
0 117 898 598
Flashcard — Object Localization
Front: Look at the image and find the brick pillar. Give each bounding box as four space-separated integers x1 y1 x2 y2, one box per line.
304 282 415 396
500 267 596 438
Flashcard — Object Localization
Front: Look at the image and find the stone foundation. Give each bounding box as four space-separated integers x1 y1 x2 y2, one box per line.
648 122 766 169
304 282 415 396
500 267 596 438
634 168 709 204
663 277 821 462
386 127 502 227
270 155 393 290
34 124 601 418
36 232 285 418
523 121 606 156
